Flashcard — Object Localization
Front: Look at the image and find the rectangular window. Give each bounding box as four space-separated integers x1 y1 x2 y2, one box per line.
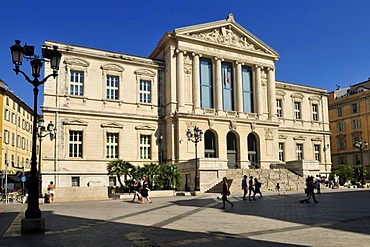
338 139 346 150
336 122 346 132
338 156 347 165
278 142 284 161
337 107 342 117
3 130 9 144
11 113 16 124
312 104 318 121
69 131 83 158
242 66 253 113
222 62 233 111
351 119 361 130
296 143 303 160
109 176 116 187
11 133 15 146
139 80 151 104
294 102 301 119
70 70 84 96
106 75 119 100
4 109 9 121
140 135 151 159
71 177 80 187
276 99 282 117
314 145 320 162
200 58 213 108
351 102 359 114
106 133 119 158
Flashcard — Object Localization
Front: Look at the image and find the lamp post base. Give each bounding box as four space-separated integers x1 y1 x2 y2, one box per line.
21 218 45 234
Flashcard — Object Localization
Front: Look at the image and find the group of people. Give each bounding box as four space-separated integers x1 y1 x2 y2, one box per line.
219 175 264 209
241 175 263 201
131 177 152 204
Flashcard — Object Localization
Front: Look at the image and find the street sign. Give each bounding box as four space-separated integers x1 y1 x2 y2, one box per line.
21 176 26 182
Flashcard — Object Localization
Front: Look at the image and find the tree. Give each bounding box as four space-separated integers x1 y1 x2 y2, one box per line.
107 160 134 188
335 165 354 185
141 162 161 189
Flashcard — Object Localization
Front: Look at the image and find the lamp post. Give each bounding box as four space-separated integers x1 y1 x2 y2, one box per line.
186 126 203 192
353 139 368 185
10 40 61 232
37 118 56 197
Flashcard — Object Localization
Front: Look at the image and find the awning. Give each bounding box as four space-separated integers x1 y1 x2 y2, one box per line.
7 175 22 183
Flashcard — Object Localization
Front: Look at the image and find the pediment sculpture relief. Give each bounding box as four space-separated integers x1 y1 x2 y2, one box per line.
190 27 266 53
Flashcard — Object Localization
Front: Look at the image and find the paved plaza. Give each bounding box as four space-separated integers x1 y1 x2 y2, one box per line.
1 188 370 246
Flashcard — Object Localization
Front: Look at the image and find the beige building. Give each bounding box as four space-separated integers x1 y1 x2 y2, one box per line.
0 79 33 188
41 14 331 192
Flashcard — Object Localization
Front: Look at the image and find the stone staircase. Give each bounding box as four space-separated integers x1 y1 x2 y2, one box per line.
205 168 306 194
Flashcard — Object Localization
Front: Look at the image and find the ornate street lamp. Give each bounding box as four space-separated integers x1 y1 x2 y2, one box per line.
10 40 61 233
353 139 368 185
186 126 203 192
37 118 56 197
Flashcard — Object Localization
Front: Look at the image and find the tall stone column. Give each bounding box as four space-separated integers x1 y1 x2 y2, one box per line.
255 65 263 117
267 67 276 119
236 62 243 113
176 50 185 111
215 57 222 112
192 53 200 110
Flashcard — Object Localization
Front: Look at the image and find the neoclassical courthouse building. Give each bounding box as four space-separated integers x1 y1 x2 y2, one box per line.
40 14 331 192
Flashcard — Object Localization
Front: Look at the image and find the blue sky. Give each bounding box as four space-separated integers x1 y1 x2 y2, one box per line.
1 0 369 111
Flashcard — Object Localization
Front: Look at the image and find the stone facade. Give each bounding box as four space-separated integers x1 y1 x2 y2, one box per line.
41 14 331 192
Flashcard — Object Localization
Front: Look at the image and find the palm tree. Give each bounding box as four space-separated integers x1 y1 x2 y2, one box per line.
141 162 161 189
107 159 134 188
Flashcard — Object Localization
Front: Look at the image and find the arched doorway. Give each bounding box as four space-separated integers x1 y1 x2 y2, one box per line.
204 130 217 158
247 133 259 168
227 132 238 169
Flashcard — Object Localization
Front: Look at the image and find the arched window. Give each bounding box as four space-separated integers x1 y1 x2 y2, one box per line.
204 130 217 158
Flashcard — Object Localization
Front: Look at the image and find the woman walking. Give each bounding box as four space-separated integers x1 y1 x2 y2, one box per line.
221 177 234 209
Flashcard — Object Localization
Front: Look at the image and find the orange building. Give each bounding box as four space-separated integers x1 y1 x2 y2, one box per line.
329 78 370 180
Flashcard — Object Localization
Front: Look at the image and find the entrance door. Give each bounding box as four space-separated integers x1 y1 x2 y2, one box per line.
185 174 191 191
227 132 238 168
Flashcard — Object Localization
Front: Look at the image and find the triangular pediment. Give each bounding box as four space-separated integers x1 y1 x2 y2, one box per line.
135 124 156 131
173 14 279 58
62 119 88 126
101 122 124 129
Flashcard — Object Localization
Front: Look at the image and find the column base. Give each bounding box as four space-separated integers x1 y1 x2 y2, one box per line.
21 218 45 234
193 191 202 196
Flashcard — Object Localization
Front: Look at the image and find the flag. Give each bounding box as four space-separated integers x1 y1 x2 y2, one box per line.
227 66 231 84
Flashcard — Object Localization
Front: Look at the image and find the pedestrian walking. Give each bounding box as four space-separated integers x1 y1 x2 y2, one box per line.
140 177 152 204
276 183 281 195
47 181 56 203
241 175 248 200
131 179 141 203
253 178 263 198
248 176 255 201
221 177 234 209
299 176 319 203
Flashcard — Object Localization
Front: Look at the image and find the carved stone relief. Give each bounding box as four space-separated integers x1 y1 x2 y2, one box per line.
189 27 269 54
265 128 274 140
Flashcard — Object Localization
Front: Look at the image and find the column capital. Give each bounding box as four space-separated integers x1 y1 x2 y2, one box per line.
175 49 186 55
191 52 202 58
254 64 263 69
266 66 275 71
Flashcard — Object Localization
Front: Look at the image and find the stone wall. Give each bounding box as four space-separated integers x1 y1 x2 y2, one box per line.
52 187 108 202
